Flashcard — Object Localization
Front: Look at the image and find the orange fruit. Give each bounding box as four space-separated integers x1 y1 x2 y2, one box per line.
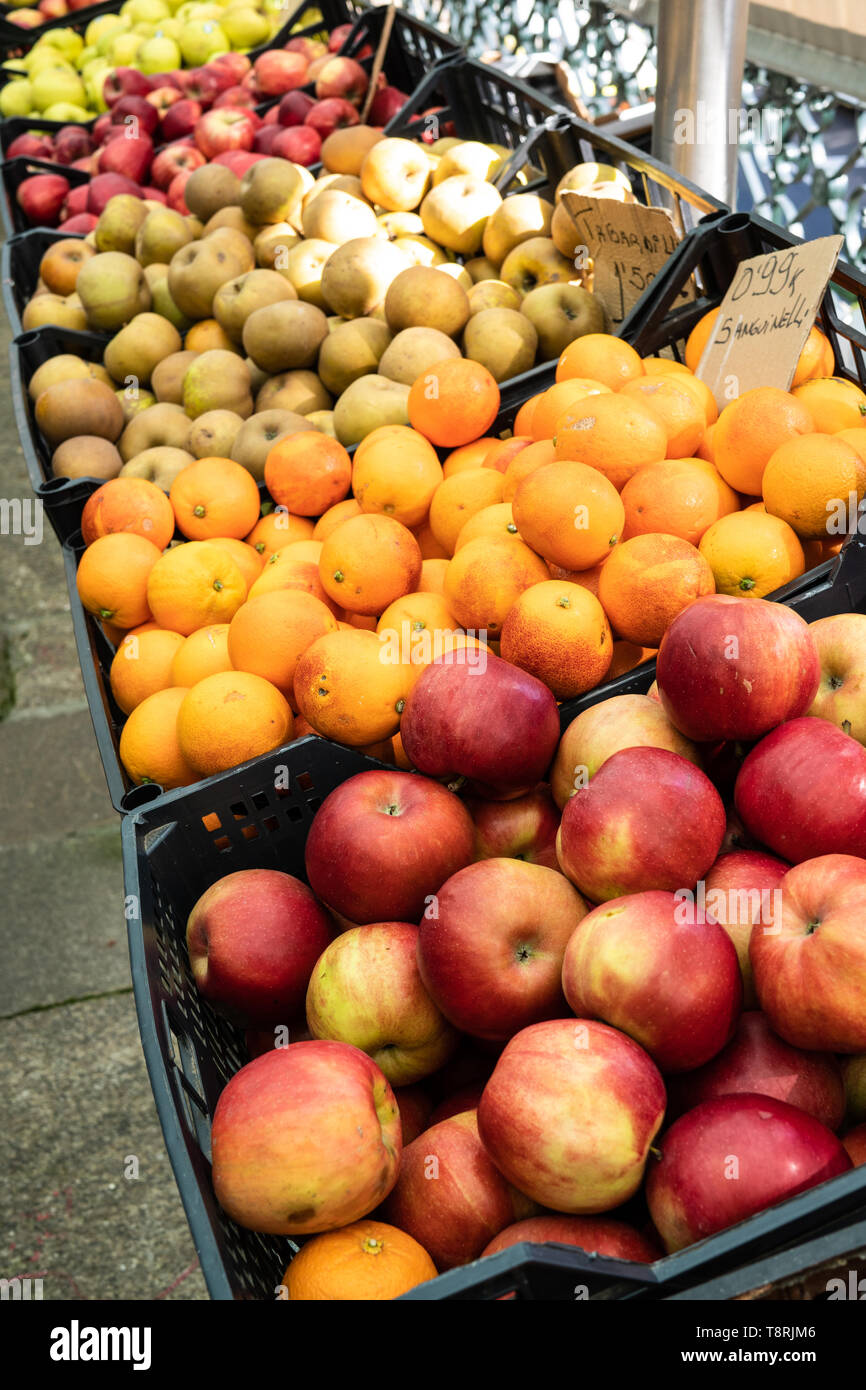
103 617 160 648
620 457 739 546
555 334 644 389
619 375 706 457
110 627 185 715
650 365 718 427
598 533 716 646
352 430 442 527
428 468 505 556
608 639 656 680
281 1220 436 1301
530 379 611 440
500 580 612 699
170 457 261 541
513 394 542 437
442 438 500 477
791 377 866 434
119 686 196 789
699 509 805 598
319 514 423 616
376 590 458 682
207 536 263 594
245 510 315 556
177 670 293 776
835 427 866 468
512 460 625 570
444 536 549 635
696 422 716 464
684 308 719 372
549 557 607 596
642 357 693 377
248 550 340 614
483 437 533 474
408 359 500 447
228 589 338 703
712 387 814 494
745 502 825 571
146 540 247 636
418 557 449 594
454 502 521 550
353 424 419 466
502 439 556 502
293 628 411 745
553 393 667 490
76 533 162 628
313 497 363 541
281 540 323 564
760 433 866 541
171 624 232 686
264 433 353 517
412 520 449 560
81 477 175 550
791 326 833 387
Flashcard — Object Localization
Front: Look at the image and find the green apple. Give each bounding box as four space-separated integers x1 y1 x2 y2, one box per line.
138 34 182 72
96 20 134 56
86 14 128 46
0 79 32 118
122 0 171 22
152 17 183 39
77 46 102 69
35 30 84 61
179 19 229 65
84 71 111 113
108 33 144 65
176 2 223 21
219 7 269 46
43 102 95 122
24 48 72 73
31 68 86 113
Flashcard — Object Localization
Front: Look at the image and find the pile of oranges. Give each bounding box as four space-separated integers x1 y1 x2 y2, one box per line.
74 327 866 792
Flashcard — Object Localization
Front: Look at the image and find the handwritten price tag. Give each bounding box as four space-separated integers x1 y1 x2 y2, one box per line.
695 235 843 408
559 191 691 327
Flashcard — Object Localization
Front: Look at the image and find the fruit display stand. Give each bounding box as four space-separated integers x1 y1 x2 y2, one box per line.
121 740 866 1300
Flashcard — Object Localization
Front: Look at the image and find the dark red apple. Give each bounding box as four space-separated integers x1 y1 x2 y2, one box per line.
278 90 315 126
304 97 360 140
177 66 223 106
109 94 160 137
556 747 726 903
160 99 203 143
17 174 69 226
253 126 285 154
272 125 322 165
212 85 257 110
394 1084 433 1144
735 717 866 863
98 132 153 184
656 594 820 743
53 125 95 165
464 784 560 869
400 652 561 799
6 135 54 161
141 187 167 204
211 148 264 177
646 1093 852 1252
327 23 354 52
303 769 475 925
368 86 409 126
482 1215 662 1263
103 67 152 107
703 848 789 1005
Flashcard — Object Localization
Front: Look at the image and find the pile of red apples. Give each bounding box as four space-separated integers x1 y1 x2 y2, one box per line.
185 592 866 1282
13 28 416 231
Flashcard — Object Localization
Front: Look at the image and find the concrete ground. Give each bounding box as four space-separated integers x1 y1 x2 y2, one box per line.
0 315 207 1300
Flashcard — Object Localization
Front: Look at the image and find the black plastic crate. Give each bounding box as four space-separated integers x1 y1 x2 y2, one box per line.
1 223 86 335
122 737 866 1301
0 0 123 57
0 152 90 236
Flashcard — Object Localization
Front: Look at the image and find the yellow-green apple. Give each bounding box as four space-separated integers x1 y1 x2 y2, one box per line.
482 1215 662 1262
735 719 866 862
520 283 606 359
646 1094 852 1253
842 1123 866 1165
562 890 741 1072
303 768 475 924
702 850 789 1005
550 693 701 809
394 1084 433 1144
482 193 554 265
668 1011 845 1129
305 921 459 1085
400 652 561 799
656 595 821 742
499 236 575 295
417 859 588 1040
186 868 332 1027
382 1110 536 1268
556 747 725 903
750 854 866 1052
464 784 560 869
842 1055 866 1125
360 137 431 213
477 1018 666 1212
805 613 866 745
420 175 503 257
210 1040 401 1234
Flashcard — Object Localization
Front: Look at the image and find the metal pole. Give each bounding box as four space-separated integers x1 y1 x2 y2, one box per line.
651 0 750 209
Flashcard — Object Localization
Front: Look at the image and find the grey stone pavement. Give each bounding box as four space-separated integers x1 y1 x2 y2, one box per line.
0 316 207 1300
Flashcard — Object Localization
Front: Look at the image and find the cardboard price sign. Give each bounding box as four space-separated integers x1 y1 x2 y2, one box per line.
695 234 843 408
559 191 690 326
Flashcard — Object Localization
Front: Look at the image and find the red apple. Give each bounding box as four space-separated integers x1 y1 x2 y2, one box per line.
735 718 866 863
382 1110 536 1269
464 783 560 869
17 174 70 227
151 142 206 190
92 113 114 146
109 94 160 137
160 99 203 142
394 1084 432 1144
65 184 90 216
146 86 183 118
212 148 264 177
703 849 789 1005
212 85 258 110
400 652 561 799
304 96 360 140
562 889 742 1072
142 72 183 92
103 67 152 108
177 66 223 106
141 187 167 205
482 1215 662 1263
327 23 354 52
750 853 866 1052
53 125 95 165
278 90 315 126
429 1082 486 1126
656 594 821 743
186 868 332 1027
805 613 866 746
271 124 322 166
418 859 588 1041
286 36 325 61
304 768 474 924
253 126 285 155
556 747 726 903
167 170 192 214
368 86 409 126
39 0 68 15
253 49 309 97
478 1019 666 1212
210 51 251 85
60 212 98 233
6 135 54 161
646 1093 852 1253
211 1041 402 1234
98 132 153 185
306 921 458 1085
314 55 368 103
842 1123 866 1166
194 107 256 159
668 1011 846 1129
